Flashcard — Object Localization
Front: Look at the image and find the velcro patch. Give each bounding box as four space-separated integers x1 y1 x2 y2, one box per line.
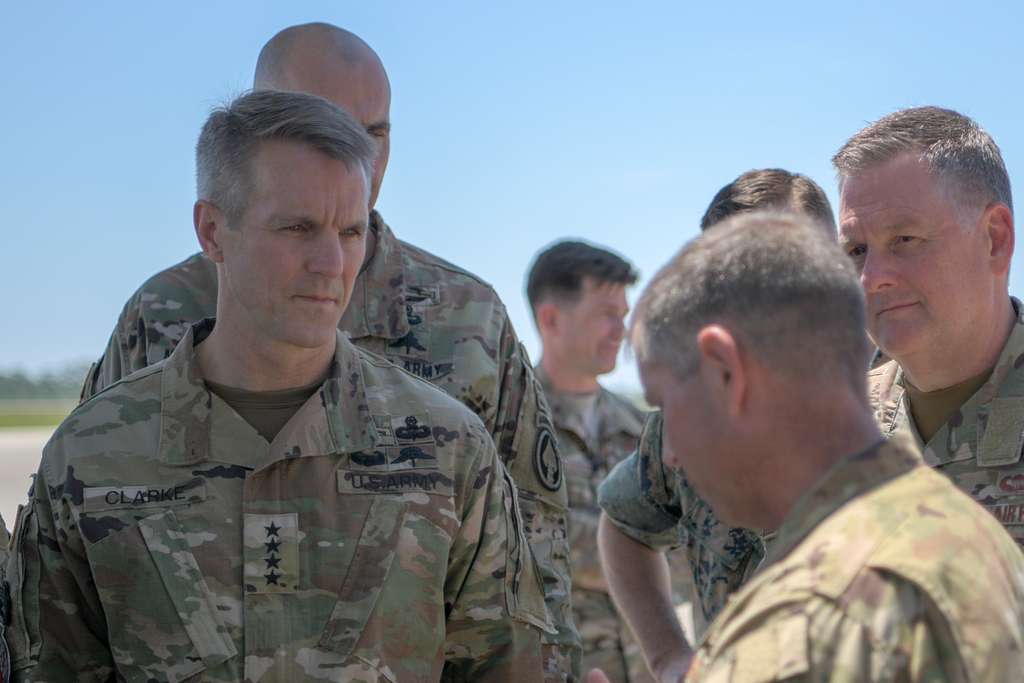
978 398 1024 467
84 478 206 512
244 513 299 593
337 469 453 496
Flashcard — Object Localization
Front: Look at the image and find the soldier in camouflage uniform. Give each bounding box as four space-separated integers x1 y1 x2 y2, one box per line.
6 90 551 682
835 107 1024 553
527 242 693 682
595 170 837 680
616 212 1024 683
79 23 578 678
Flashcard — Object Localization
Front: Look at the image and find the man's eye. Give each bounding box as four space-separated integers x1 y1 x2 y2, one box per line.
896 235 917 244
282 224 307 233
846 244 867 259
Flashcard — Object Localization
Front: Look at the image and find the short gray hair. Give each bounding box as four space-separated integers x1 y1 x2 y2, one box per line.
833 106 1012 215
196 89 376 223
631 212 870 386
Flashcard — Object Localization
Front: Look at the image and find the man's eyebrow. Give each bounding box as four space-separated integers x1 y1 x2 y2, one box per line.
366 121 391 134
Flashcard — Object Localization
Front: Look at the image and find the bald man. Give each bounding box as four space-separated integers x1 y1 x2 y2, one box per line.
75 23 578 680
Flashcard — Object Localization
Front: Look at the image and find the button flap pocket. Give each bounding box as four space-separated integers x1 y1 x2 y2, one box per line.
88 508 236 682
318 496 407 658
138 509 238 667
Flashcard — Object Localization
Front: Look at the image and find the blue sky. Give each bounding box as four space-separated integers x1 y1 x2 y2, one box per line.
3 1 1023 392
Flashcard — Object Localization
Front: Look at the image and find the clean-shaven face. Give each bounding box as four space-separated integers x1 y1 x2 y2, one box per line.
218 139 369 352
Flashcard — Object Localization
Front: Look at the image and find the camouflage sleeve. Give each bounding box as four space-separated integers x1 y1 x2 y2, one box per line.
597 411 687 550
442 423 547 681
491 319 579 680
598 412 764 626
80 293 145 401
687 571 966 682
9 460 113 681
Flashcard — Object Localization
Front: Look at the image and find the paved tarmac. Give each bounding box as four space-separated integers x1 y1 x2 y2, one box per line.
0 428 51 530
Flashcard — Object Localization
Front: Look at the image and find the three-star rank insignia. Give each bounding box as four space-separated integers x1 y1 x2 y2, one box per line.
244 513 298 594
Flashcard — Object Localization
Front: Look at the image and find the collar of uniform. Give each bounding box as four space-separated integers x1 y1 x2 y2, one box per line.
762 436 922 568
338 210 410 341
158 322 378 466
892 296 1024 466
535 365 644 444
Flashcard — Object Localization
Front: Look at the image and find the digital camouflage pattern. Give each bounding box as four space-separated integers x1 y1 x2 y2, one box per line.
7 321 553 682
81 211 578 679
597 412 765 636
539 370 690 682
685 437 1024 683
870 298 1024 551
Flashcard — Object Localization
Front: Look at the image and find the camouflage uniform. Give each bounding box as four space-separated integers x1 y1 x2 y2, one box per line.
597 412 765 635
6 321 552 682
870 298 1024 551
685 437 1024 682
539 371 695 682
0 515 8 683
80 211 578 678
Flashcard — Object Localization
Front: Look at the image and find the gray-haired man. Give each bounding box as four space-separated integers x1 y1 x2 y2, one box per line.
3 90 547 682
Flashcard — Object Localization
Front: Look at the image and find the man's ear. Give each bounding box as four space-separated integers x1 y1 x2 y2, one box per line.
982 202 1014 278
696 324 747 417
535 301 561 337
194 200 228 263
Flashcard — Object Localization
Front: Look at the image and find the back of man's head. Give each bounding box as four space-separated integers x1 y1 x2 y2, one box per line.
526 240 638 315
701 168 836 234
833 106 1012 216
632 211 870 389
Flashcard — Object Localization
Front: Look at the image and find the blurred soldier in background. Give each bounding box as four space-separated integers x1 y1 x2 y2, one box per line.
597 170 837 681
527 241 692 682
77 22 578 678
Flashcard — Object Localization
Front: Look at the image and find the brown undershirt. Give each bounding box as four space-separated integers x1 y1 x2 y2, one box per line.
905 367 992 443
206 378 323 443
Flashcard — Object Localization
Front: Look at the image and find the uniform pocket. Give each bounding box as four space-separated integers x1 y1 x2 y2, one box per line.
87 508 236 683
501 468 556 635
6 501 41 673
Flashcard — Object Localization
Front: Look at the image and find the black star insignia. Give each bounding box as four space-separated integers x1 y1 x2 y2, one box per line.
264 570 281 586
265 538 282 553
264 556 281 569
265 522 281 537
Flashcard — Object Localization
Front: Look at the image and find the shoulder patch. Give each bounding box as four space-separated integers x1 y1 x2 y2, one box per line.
534 426 562 491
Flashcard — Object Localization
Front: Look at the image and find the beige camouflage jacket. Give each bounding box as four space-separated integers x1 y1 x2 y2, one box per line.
597 413 765 633
686 438 1024 683
870 298 1024 551
6 322 551 682
80 211 578 678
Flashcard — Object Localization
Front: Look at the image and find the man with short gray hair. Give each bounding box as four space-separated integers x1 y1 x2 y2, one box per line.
78 24 577 678
598 211 1024 683
4 90 547 682
835 106 1024 550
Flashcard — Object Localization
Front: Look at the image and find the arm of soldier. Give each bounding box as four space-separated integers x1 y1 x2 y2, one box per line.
598 514 690 682
685 572 968 683
11 459 113 681
492 318 579 677
442 423 546 681
81 293 144 401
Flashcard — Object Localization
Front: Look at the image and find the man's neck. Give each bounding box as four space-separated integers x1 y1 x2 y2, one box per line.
198 319 335 392
899 298 1015 392
539 355 600 394
743 391 883 532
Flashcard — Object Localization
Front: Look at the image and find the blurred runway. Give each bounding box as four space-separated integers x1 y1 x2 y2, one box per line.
0 428 50 529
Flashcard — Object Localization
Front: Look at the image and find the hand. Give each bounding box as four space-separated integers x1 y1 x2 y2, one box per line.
584 668 612 683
